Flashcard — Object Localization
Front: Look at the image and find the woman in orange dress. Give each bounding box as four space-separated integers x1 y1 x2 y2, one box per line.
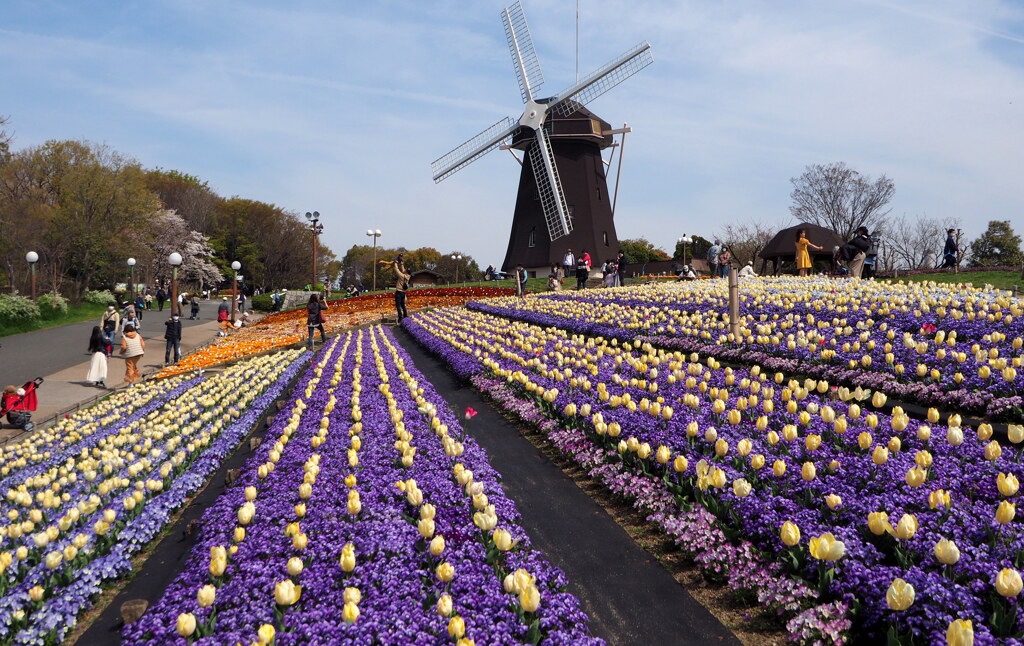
795 229 822 276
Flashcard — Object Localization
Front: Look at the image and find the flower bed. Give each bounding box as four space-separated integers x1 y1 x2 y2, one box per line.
156 287 514 378
467 277 1024 419
0 350 304 645
405 305 1024 644
126 325 598 646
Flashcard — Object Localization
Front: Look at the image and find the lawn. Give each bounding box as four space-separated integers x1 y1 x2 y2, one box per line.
883 269 1023 291
0 301 108 337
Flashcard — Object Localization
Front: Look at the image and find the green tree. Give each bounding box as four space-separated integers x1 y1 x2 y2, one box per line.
969 220 1022 267
672 234 713 264
620 238 669 264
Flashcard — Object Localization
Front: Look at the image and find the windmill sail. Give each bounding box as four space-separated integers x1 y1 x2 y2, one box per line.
502 1 544 103
550 42 653 117
432 117 519 183
528 128 573 241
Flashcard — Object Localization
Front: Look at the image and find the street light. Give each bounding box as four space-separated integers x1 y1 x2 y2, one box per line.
25 251 38 301
169 252 183 317
677 235 693 268
452 254 463 285
230 261 241 320
366 229 382 291
305 211 323 292
127 257 136 299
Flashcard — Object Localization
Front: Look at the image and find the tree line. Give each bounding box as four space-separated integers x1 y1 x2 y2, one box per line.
0 132 334 299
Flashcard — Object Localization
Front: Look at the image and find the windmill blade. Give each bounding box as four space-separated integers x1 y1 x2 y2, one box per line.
528 128 573 241
431 117 519 183
502 1 544 104
549 42 653 117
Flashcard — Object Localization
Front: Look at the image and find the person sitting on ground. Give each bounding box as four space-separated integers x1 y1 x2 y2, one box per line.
547 265 561 291
677 265 696 280
739 262 757 278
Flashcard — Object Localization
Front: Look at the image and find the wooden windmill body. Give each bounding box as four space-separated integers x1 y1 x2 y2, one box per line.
431 1 652 275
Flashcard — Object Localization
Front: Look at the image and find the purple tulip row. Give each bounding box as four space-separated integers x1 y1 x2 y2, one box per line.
466 279 1024 418
0 350 305 646
404 306 1024 645
125 326 599 646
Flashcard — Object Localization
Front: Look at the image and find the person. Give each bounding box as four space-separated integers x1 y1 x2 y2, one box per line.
86 326 107 388
580 249 592 272
718 246 732 278
237 292 246 313
164 312 182 366
119 324 145 384
189 293 200 320
847 226 872 279
176 291 185 317
135 294 146 319
677 265 696 280
615 251 626 287
100 306 120 356
306 294 329 348
942 229 959 269
739 262 757 278
156 287 166 311
547 265 561 291
217 297 231 336
575 254 589 290
380 254 410 321
514 264 527 298
707 240 722 278
562 248 575 280
795 229 822 277
122 307 141 336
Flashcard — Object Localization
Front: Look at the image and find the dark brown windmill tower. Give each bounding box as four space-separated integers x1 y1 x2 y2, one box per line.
431 1 652 275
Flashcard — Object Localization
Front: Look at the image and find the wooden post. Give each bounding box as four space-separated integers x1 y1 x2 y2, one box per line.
728 266 740 341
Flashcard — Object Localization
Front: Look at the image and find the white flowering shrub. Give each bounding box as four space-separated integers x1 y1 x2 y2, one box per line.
39 291 70 318
0 294 41 322
84 289 116 305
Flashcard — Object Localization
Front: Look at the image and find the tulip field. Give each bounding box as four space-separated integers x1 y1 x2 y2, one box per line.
404 289 1024 645
0 349 305 645
469 277 1024 419
125 326 598 646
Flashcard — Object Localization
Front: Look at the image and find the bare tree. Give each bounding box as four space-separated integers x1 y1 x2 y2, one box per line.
0 115 12 161
789 162 895 241
717 220 785 271
881 214 963 271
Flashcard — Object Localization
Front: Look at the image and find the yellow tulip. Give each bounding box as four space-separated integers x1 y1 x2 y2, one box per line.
343 601 360 624
418 518 435 539
858 432 873 450
238 502 255 526
1009 425 1024 444
732 478 752 498
28 585 44 602
257 624 275 645
905 466 927 488
947 426 964 446
984 440 1002 461
825 494 842 510
343 587 361 605
655 445 671 464
292 533 308 550
673 455 688 473
871 446 889 465
176 613 197 637
519 584 541 612
893 514 918 540
436 593 453 616
493 528 515 552
998 473 1020 497
780 521 800 547
750 454 766 470
287 557 303 577
209 555 227 577
801 462 816 482
448 615 466 639
934 538 960 565
929 489 951 509
274 579 301 606
808 532 846 561
772 460 786 477
197 584 216 608
946 618 973 646
868 511 891 536
996 568 1024 597
436 562 455 582
429 535 446 556
996 501 1016 524
44 551 62 570
886 578 915 611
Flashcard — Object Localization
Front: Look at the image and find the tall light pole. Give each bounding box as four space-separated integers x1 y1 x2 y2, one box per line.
231 261 241 320
25 251 38 301
305 211 323 291
452 254 463 285
127 257 136 299
366 229 382 291
677 235 692 268
169 252 183 317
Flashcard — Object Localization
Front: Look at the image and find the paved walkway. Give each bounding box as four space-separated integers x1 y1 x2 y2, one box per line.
0 307 238 444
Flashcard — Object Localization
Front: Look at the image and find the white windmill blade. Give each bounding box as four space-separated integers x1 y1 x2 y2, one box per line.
431 117 520 183
502 1 544 104
528 128 573 241
549 42 653 118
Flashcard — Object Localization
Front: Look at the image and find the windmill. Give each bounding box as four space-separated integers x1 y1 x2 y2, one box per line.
431 1 652 275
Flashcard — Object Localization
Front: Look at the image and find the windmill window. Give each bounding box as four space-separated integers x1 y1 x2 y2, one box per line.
568 205 576 225
597 186 602 201
603 231 609 246
529 227 536 247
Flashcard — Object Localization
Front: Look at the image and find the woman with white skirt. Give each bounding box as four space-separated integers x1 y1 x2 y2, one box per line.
86 326 108 388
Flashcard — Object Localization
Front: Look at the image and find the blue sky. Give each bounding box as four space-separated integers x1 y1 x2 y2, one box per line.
2 0 1022 267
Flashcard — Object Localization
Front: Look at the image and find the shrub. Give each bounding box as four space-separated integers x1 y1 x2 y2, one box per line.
251 294 274 312
84 289 116 305
38 292 70 319
0 294 41 323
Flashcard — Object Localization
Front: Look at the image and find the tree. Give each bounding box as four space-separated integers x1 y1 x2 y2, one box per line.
620 238 670 264
883 214 963 271
145 210 223 289
715 221 782 269
0 115 12 164
969 220 1022 267
146 169 218 233
789 162 895 241
672 235 713 264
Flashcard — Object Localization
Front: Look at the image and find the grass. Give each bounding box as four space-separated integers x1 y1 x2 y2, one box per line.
882 269 1024 292
0 302 108 338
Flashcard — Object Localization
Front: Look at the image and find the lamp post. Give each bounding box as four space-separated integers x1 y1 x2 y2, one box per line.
231 261 241 320
305 211 323 291
452 254 463 285
127 257 136 299
677 235 692 268
25 251 38 301
168 252 183 317
366 229 382 291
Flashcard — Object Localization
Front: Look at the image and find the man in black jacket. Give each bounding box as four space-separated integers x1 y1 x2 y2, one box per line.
164 313 182 365
847 227 872 279
942 229 959 269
